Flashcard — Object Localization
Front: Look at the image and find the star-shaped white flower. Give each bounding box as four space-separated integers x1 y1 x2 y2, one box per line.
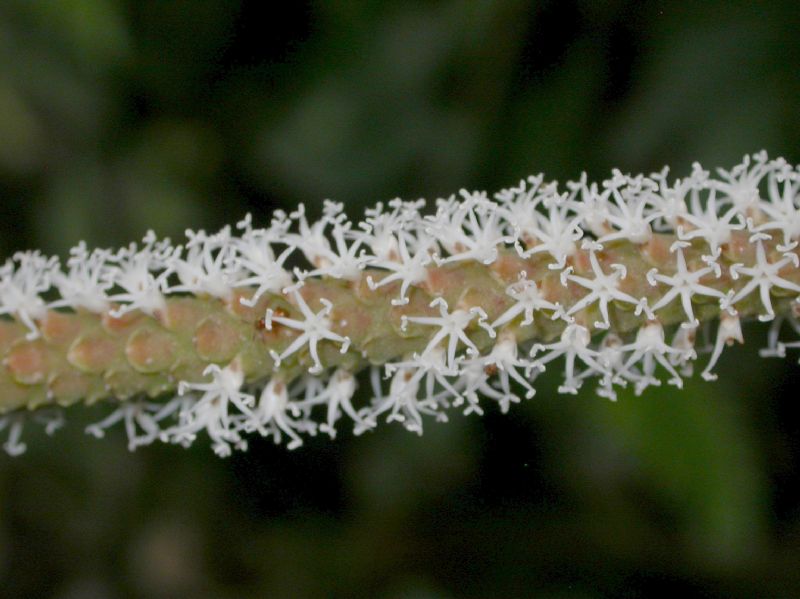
169 227 236 299
515 193 583 270
244 378 317 450
0 251 58 339
266 287 351 374
401 297 495 372
430 192 516 265
492 273 564 329
728 233 800 321
366 234 434 306
530 323 608 394
50 243 113 313
646 240 726 328
459 331 537 413
164 364 256 457
678 186 745 262
562 240 650 329
618 321 694 394
229 215 295 307
597 171 658 244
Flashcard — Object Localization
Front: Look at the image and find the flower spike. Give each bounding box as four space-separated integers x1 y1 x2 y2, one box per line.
1 152 800 455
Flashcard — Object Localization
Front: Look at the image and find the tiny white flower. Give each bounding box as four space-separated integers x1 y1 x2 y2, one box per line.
701 312 743 381
728 233 800 321
163 363 255 457
530 323 607 394
618 321 694 394
647 240 726 328
401 297 495 372
266 287 351 374
492 273 564 329
561 240 648 329
0 251 58 339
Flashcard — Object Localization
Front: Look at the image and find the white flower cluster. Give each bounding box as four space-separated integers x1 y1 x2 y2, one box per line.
2 151 800 456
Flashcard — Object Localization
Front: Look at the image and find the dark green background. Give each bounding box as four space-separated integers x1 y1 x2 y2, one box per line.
1 1 799 597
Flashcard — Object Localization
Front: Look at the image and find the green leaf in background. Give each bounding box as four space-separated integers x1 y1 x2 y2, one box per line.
2 1 800 597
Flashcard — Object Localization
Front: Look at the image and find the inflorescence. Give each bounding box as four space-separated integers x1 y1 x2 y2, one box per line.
2 151 800 456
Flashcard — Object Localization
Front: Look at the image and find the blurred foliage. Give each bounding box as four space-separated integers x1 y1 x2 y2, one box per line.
1 1 800 597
